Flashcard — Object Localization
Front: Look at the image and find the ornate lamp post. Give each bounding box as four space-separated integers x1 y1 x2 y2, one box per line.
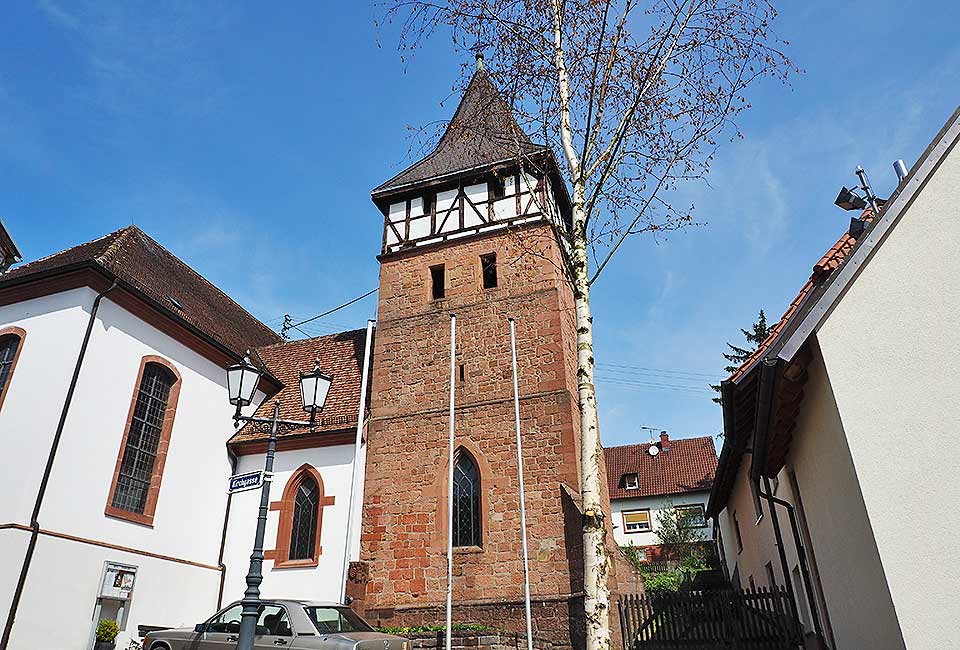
226 355 332 650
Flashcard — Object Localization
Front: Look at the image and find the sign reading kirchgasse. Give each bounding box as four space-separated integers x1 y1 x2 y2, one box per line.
228 470 265 494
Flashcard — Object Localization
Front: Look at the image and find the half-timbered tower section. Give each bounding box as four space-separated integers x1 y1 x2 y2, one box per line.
358 67 604 649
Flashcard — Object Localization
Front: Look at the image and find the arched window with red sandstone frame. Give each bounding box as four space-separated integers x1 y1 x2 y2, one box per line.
0 327 26 416
453 448 482 548
267 464 335 568
105 355 182 527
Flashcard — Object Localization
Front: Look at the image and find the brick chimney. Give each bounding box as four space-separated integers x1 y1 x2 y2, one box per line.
660 431 671 451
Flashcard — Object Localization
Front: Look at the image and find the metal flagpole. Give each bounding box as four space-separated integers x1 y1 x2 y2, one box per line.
341 319 375 604
446 314 456 650
509 318 534 650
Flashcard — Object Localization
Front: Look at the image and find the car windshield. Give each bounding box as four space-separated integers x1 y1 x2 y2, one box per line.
303 606 374 634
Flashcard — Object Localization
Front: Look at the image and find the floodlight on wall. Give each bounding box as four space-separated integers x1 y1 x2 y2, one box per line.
834 186 868 211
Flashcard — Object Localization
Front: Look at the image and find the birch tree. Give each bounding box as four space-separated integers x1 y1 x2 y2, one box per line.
380 2 792 648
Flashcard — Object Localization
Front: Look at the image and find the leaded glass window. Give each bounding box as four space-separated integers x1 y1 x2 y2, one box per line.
0 334 20 397
112 364 174 514
290 475 319 560
453 451 482 547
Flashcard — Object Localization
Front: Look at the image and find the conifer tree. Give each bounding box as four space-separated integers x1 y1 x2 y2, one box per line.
711 310 770 404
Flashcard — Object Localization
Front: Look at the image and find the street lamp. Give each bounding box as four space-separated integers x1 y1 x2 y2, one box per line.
227 355 332 650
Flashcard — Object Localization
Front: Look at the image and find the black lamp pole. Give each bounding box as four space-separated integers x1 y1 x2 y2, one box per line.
233 400 318 650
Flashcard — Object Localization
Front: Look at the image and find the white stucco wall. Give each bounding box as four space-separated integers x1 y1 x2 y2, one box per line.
0 288 256 648
610 491 711 549
814 140 960 650
222 442 363 605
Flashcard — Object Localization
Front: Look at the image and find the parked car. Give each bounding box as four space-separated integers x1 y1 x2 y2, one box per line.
143 600 408 650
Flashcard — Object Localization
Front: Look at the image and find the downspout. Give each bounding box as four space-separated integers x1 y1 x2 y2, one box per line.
1 280 118 650
217 444 240 609
753 358 826 647
757 479 826 646
751 361 798 611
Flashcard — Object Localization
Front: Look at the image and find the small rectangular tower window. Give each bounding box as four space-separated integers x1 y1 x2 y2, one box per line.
422 193 434 215
481 253 498 289
489 177 505 200
430 264 445 300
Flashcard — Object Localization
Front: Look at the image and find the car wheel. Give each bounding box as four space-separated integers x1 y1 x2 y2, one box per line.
148 643 171 650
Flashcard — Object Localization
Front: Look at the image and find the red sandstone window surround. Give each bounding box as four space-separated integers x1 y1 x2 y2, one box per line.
105 355 182 527
266 464 335 568
0 327 26 416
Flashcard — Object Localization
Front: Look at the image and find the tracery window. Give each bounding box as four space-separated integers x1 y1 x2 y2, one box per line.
290 475 320 560
453 450 482 547
267 464 334 568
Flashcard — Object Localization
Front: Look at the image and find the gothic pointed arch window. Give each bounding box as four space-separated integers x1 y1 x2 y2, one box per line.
453 449 482 547
0 327 26 415
267 464 335 568
105 356 182 527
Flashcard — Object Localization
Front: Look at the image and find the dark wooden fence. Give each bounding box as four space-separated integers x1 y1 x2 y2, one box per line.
619 586 803 650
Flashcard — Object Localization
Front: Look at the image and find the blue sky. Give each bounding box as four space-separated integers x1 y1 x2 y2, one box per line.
2 1 958 448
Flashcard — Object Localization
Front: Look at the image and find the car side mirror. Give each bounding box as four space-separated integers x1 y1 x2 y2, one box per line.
194 623 207 633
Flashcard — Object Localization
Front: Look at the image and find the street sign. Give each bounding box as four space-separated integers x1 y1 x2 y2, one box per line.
228 470 265 494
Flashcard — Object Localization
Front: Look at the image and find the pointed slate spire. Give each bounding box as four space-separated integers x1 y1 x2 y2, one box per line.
372 66 547 197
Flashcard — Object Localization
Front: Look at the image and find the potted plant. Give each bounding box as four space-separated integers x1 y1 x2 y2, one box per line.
94 618 120 650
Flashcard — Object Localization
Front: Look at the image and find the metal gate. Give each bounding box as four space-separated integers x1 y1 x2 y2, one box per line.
618 586 803 649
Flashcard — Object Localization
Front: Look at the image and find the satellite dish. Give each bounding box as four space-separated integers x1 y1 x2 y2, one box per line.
648 444 660 457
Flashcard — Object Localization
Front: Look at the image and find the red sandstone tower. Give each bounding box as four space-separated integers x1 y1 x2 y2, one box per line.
358 67 610 648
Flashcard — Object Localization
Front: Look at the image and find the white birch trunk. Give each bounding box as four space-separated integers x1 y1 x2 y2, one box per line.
571 195 610 650
550 2 611 648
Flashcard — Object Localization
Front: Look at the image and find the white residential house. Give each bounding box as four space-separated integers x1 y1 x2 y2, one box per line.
0 226 370 650
709 105 960 650
605 432 717 561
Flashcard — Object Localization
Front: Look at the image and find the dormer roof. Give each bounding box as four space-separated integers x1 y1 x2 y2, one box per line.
372 68 550 199
605 436 718 500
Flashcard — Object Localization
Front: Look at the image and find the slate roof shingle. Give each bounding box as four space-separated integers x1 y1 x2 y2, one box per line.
0 225 281 355
229 328 370 446
605 436 718 500
373 68 548 197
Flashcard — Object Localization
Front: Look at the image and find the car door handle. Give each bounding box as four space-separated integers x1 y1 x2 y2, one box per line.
226 636 238 642
273 640 288 646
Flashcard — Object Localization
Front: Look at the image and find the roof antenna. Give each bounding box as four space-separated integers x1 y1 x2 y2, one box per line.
854 165 879 214
281 314 292 341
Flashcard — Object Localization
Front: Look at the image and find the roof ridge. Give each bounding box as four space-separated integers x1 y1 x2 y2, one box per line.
255 327 367 351
6 226 126 274
116 227 280 343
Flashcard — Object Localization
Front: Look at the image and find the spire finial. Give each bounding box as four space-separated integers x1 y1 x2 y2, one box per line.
475 50 485 71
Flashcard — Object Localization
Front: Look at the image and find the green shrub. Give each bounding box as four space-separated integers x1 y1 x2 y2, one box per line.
95 619 120 643
643 571 680 598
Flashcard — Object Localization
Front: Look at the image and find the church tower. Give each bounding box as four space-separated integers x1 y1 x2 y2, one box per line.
358 64 602 648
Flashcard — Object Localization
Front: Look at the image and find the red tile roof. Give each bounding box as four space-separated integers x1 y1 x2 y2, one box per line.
229 328 371 445
0 225 281 355
605 436 718 500
728 210 875 384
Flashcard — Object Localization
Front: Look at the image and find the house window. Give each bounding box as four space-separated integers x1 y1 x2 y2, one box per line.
430 264 446 300
106 356 181 526
623 473 639 490
0 327 26 414
453 450 482 547
481 253 498 289
422 193 434 215
267 464 335 568
733 510 743 554
765 561 777 588
677 504 706 529
622 510 651 534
